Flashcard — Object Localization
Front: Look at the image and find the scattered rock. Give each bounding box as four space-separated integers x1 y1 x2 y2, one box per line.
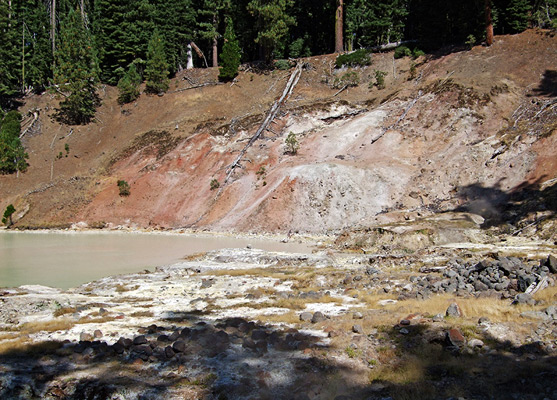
446 303 462 318
513 293 535 305
352 324 364 334
300 312 313 322
446 328 466 347
353 311 363 319
133 335 148 345
468 338 484 348
311 312 326 323
80 332 93 341
172 340 186 353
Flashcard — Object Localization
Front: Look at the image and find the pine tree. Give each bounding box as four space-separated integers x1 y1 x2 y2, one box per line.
54 8 99 124
145 29 169 94
346 0 408 48
21 0 53 92
504 0 532 32
93 0 154 84
152 0 196 73
198 0 231 67
0 111 28 174
219 17 241 81
0 0 20 99
248 0 295 63
117 63 142 104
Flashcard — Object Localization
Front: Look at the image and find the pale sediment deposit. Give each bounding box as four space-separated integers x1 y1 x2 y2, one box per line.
1 239 556 399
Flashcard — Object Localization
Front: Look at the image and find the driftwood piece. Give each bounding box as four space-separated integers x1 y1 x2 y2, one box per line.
222 62 303 187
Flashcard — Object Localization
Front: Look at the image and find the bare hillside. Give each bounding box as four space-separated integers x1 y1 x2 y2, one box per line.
1 30 556 237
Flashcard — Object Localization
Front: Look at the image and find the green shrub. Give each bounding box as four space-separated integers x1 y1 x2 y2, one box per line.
2 204 16 226
274 59 292 70
394 45 412 59
288 37 311 58
335 49 372 68
395 45 425 59
285 131 299 155
465 34 476 50
117 180 130 196
412 48 425 58
117 64 142 104
374 70 387 90
210 178 220 191
334 70 360 89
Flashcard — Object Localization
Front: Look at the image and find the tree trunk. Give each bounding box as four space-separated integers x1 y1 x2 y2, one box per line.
485 0 493 46
212 36 218 67
335 0 344 53
51 0 56 56
80 0 86 26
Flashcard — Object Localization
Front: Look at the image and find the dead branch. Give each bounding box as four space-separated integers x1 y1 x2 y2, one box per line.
333 84 348 97
371 90 422 145
171 82 222 93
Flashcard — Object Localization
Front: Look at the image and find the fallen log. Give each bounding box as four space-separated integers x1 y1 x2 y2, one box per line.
221 62 304 187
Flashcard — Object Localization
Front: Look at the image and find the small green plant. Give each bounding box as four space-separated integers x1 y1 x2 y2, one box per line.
117 180 130 196
56 151 63 160
64 143 70 155
374 70 387 90
465 34 476 50
335 49 371 68
256 166 266 178
2 204 16 226
345 346 362 359
285 131 299 155
210 178 220 191
333 70 360 89
274 59 292 70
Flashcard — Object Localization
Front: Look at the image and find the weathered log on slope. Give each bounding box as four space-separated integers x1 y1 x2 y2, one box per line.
222 62 303 186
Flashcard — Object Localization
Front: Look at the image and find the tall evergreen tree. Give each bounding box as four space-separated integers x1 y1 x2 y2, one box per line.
20 0 53 92
54 8 99 124
0 0 20 99
198 0 230 67
0 110 28 174
346 0 408 48
93 0 154 84
248 0 295 62
152 0 196 73
503 0 532 32
219 17 241 81
117 63 141 104
145 29 169 94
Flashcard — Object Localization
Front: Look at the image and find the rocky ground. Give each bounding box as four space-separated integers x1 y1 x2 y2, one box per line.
1 232 556 400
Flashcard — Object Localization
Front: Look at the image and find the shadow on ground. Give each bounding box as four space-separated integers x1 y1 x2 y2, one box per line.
1 309 556 399
455 176 557 230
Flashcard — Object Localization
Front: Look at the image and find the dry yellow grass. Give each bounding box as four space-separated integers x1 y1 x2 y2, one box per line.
19 319 75 334
377 293 549 323
254 311 300 325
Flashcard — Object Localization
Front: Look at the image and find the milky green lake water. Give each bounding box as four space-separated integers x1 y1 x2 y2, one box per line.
0 231 313 289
